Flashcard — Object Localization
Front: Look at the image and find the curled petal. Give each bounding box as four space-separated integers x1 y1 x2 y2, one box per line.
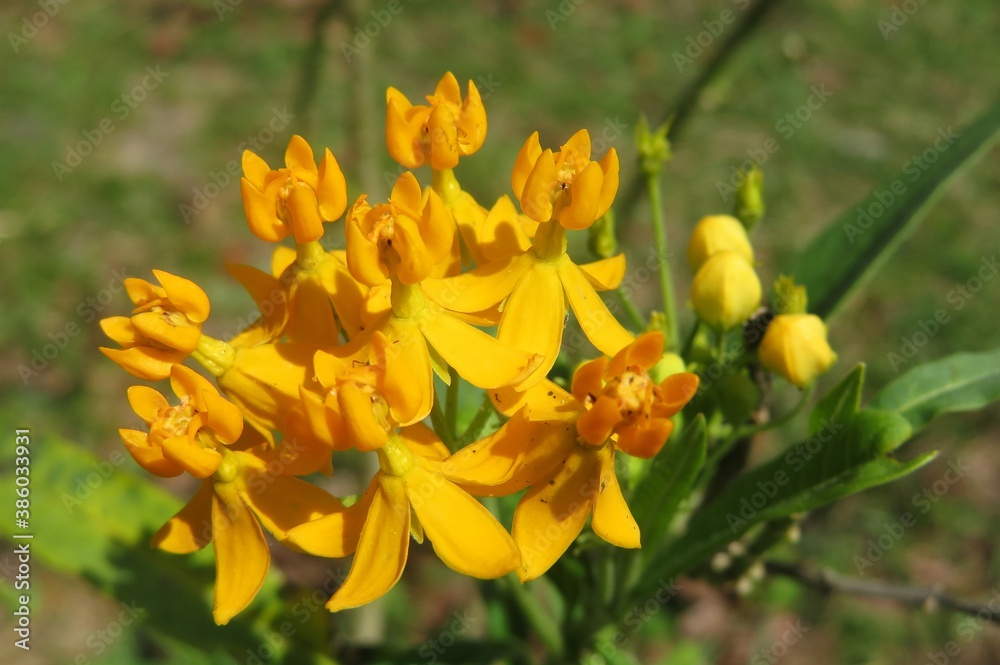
557 258 633 357
519 149 557 222
151 480 214 553
590 446 639 548
596 148 620 219
161 435 222 478
317 149 348 221
100 346 182 381
575 396 622 446
284 134 317 173
327 475 410 611
579 254 626 291
211 487 270 625
239 470 345 541
241 178 286 242
404 463 520 578
126 385 168 424
285 475 376 558
559 160 603 230
120 428 183 477
241 150 271 188
152 270 211 323
512 132 542 199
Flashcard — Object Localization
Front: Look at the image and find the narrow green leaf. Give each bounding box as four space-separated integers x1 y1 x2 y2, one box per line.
809 363 865 435
637 409 930 588
870 348 1000 430
788 101 1000 319
630 415 707 550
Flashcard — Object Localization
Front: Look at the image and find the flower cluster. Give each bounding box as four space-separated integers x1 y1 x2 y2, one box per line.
102 72 701 625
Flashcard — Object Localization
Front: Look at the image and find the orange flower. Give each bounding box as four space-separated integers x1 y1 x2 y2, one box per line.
240 135 348 244
512 129 619 230
386 72 487 170
446 332 699 580
100 270 210 380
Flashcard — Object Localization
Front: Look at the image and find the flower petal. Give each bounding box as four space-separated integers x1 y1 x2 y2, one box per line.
560 160 603 230
225 263 288 338
513 447 600 581
421 252 531 314
426 103 460 170
386 99 421 168
381 318 433 426
239 470 344 540
241 149 271 188
286 183 325 244
404 463 520 578
578 254 626 291
399 422 450 461
161 435 222 478
520 149 556 222
575 395 622 446
131 310 200 353
241 178 286 242
126 385 168 423
120 428 183 477
151 480 214 553
317 148 348 221
285 475 375 558
338 382 389 452
590 445 639 548
100 346 181 381
497 260 564 386
512 132 542 199
284 134 317 173
211 487 270 625
596 148 619 219
101 316 139 346
327 475 410 611
615 418 674 459
421 308 542 390
557 258 633 357
570 357 608 405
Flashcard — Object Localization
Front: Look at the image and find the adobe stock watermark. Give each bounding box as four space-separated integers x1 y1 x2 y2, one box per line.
750 619 810 665
583 579 679 664
52 65 170 182
8 0 71 54
340 0 421 63
923 585 1000 665
244 568 348 664
878 0 929 40
725 419 846 533
885 255 998 373
417 610 477 664
842 126 960 244
179 107 294 225
73 601 145 665
717 84 834 200
853 458 969 575
545 0 586 30
18 268 128 385
672 0 752 72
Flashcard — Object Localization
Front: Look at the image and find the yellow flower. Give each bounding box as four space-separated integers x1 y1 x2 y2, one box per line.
240 135 348 244
447 333 699 581
455 194 538 267
346 172 453 287
120 365 343 624
758 313 837 387
285 425 520 611
511 129 619 230
422 215 633 402
690 250 762 330
385 72 487 170
100 270 210 380
686 214 754 271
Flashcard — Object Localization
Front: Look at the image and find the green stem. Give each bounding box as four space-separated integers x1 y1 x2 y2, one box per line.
645 172 680 352
445 367 460 442
615 288 646 331
430 389 454 449
703 383 814 475
681 319 702 358
460 392 496 445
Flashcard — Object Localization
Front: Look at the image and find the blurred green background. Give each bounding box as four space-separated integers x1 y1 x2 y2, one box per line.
2 0 999 663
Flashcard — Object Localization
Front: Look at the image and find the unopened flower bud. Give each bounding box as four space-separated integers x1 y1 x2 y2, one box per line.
691 251 762 331
734 165 765 231
758 313 837 387
687 214 754 271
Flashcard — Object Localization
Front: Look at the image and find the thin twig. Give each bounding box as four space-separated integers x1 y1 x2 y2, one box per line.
766 561 1000 623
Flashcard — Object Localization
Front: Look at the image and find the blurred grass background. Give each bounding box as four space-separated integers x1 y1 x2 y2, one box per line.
1 0 999 663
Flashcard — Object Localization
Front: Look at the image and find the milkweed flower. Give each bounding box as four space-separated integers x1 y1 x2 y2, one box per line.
100 270 210 380
340 172 542 423
119 364 343 624
285 425 520 611
422 205 632 400
446 332 699 581
385 71 487 170
512 129 619 230
759 313 837 387
240 135 348 244
690 250 762 331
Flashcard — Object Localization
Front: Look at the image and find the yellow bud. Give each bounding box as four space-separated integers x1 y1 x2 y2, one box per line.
691 251 761 330
649 352 687 384
758 314 837 387
687 215 754 271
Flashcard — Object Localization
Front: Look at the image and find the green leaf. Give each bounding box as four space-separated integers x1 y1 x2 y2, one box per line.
870 348 1000 430
788 101 1000 320
637 409 933 588
809 363 865 435
0 428 329 664
630 415 707 550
